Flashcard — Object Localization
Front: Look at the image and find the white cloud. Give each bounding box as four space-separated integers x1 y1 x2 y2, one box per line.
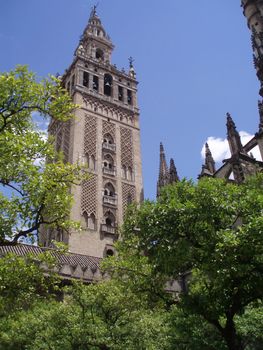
201 131 262 163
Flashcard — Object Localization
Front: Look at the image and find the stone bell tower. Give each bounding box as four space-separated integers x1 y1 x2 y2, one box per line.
43 7 143 258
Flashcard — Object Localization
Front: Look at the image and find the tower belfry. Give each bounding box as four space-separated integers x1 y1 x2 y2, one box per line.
43 9 143 257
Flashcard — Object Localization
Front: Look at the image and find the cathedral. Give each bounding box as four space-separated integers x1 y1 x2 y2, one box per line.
3 1 263 271
40 1 263 259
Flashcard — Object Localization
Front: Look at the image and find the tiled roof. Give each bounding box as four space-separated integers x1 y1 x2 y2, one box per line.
0 244 102 282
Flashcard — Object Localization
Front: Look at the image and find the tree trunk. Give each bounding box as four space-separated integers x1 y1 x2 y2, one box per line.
223 316 244 350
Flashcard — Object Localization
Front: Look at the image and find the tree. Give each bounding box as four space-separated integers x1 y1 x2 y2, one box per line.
0 248 170 350
0 66 86 244
121 176 263 350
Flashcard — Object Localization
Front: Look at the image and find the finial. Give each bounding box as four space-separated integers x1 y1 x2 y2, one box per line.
160 142 164 153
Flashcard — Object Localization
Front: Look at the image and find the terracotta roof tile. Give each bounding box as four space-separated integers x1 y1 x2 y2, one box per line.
0 244 101 272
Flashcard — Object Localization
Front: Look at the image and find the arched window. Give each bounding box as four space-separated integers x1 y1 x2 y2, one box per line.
103 133 114 145
83 212 96 230
127 193 132 205
103 154 114 169
96 48 104 60
122 165 127 179
105 211 115 227
88 213 96 230
104 74 113 96
106 248 114 257
127 167 133 181
104 182 115 197
89 155 96 170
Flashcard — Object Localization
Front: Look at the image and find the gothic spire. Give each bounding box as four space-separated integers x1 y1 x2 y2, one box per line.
205 142 216 174
157 143 169 197
169 158 179 184
198 142 216 178
226 113 244 155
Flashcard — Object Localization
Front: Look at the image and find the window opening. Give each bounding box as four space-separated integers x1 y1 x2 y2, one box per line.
71 75 75 89
84 212 96 230
122 165 127 179
106 218 112 226
83 71 89 87
104 74 113 96
127 167 133 180
96 48 104 60
89 155 96 170
127 193 132 205
118 86 123 101
104 182 115 197
106 249 114 257
93 75 99 91
127 89 132 105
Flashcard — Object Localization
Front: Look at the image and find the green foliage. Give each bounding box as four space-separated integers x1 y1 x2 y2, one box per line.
0 66 87 244
0 72 262 349
122 176 263 349
0 252 170 350
0 253 58 317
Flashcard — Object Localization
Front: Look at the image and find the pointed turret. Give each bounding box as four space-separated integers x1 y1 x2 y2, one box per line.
157 143 169 197
226 113 245 155
169 158 179 184
205 142 216 174
198 142 216 178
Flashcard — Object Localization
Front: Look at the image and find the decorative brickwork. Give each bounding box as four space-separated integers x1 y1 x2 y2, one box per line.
63 120 71 162
48 119 59 137
120 127 133 168
84 114 97 157
122 182 136 213
102 120 116 140
81 174 98 216
48 120 71 162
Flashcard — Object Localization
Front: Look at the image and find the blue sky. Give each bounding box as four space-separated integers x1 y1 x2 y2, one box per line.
0 0 260 199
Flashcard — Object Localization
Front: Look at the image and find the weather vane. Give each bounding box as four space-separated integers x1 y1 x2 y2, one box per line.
91 2 99 16
128 56 134 68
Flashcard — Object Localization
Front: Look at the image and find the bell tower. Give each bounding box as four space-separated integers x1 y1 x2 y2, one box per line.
44 7 143 258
